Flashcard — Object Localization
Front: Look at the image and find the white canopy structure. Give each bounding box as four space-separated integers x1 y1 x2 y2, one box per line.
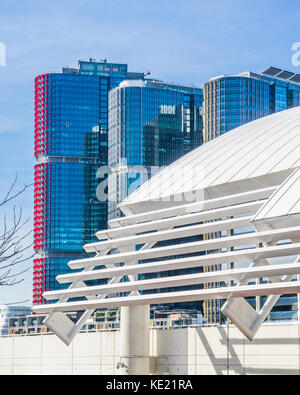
34 107 300 357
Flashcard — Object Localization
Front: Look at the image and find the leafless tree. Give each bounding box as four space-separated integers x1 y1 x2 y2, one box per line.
0 175 34 288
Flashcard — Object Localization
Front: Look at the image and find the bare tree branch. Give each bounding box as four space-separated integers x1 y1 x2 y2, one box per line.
0 174 33 208
0 176 35 289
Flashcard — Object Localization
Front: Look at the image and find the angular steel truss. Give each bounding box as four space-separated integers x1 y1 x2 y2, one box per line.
34 176 300 345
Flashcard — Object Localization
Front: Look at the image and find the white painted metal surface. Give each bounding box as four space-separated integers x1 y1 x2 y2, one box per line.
43 262 300 301
49 243 300 284
35 282 300 314
253 168 300 231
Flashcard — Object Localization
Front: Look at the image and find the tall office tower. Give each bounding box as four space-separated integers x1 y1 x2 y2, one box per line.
107 79 203 313
203 72 269 322
202 66 300 323
33 59 144 305
108 79 203 220
203 67 300 143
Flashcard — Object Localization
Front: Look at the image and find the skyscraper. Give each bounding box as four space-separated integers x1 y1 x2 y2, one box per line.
202 66 300 323
203 67 300 142
33 59 144 305
107 79 204 313
108 79 203 219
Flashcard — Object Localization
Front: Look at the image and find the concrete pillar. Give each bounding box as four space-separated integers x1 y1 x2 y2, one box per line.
117 305 150 375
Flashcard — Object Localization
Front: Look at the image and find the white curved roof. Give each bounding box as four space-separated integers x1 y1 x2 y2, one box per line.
120 107 300 215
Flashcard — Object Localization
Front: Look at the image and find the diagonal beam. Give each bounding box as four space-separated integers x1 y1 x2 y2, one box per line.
43 262 300 301
108 186 278 228
85 217 252 253
35 281 300 314
68 227 300 270
56 243 300 284
97 200 264 240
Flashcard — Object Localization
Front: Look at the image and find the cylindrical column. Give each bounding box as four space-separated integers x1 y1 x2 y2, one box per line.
117 305 150 375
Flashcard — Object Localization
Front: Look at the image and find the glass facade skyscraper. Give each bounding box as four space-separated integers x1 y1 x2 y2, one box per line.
108 79 203 219
107 79 204 313
33 59 144 305
203 66 300 323
204 74 269 142
203 67 300 142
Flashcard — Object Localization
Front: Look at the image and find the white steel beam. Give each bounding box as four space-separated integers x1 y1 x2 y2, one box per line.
69 226 300 270
42 248 112 345
85 217 252 253
34 281 300 314
96 200 264 240
108 186 277 228
57 243 300 284
43 262 300 301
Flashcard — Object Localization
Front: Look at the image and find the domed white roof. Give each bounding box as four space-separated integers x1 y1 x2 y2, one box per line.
120 107 300 215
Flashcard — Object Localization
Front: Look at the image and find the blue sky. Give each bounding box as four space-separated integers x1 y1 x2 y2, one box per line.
0 0 299 305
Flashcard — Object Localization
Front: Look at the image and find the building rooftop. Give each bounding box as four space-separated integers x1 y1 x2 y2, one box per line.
207 66 300 86
62 58 144 79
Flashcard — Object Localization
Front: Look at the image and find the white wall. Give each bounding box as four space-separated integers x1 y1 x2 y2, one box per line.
1 322 300 375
